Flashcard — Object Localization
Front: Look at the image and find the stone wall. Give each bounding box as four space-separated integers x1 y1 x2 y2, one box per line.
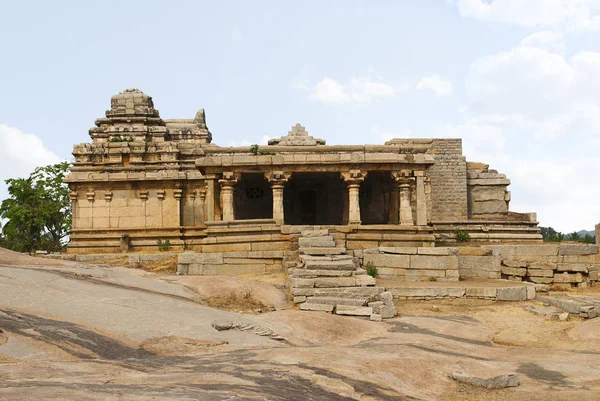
177 251 283 275
482 243 600 288
466 162 511 219
355 243 600 287
361 247 460 281
429 139 468 221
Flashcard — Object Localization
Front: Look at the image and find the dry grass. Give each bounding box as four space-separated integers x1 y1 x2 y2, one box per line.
204 290 269 314
137 256 178 274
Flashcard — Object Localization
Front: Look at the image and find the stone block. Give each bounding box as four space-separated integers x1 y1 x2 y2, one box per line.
355 275 376 286
300 303 334 312
497 286 527 301
335 305 373 316
379 246 417 255
529 277 554 284
293 296 306 304
471 200 508 214
466 287 497 299
527 268 554 277
556 263 589 273
301 229 329 237
514 244 559 256
377 291 396 318
458 247 492 256
370 314 382 322
364 253 410 268
417 247 458 256
526 286 536 300
389 287 466 298
314 277 356 288
291 288 316 296
501 259 528 268
553 272 583 283
469 186 507 201
501 266 527 277
299 237 335 247
291 278 315 288
558 244 598 256
411 255 458 270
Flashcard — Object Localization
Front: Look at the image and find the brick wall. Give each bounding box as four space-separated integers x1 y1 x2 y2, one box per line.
429 139 468 221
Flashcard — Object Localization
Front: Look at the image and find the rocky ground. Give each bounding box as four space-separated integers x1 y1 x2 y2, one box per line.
2 248 600 400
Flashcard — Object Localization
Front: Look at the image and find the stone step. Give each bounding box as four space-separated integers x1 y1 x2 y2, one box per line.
335 305 373 316
306 296 367 307
300 303 334 312
300 254 354 262
303 260 357 271
299 237 336 248
290 269 353 278
300 247 346 255
314 287 386 298
301 229 329 237
314 277 358 287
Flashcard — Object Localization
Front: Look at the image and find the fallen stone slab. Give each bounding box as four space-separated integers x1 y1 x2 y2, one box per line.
335 305 373 316
496 286 527 301
210 320 284 340
451 371 519 389
300 303 334 312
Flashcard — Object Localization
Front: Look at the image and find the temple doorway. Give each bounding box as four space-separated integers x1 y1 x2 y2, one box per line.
360 171 393 224
233 173 272 220
284 172 345 225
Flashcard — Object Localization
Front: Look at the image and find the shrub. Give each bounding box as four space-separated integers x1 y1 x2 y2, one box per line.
365 261 378 278
109 136 133 142
428 276 438 282
455 229 470 243
157 239 171 252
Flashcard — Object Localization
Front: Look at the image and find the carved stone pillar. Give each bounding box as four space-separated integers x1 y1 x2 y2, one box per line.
198 187 206 225
174 186 183 227
266 171 290 225
341 170 366 225
219 172 238 222
205 179 215 222
69 190 78 229
393 171 414 225
415 172 427 226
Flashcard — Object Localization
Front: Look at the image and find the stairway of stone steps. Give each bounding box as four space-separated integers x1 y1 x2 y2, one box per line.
289 228 393 318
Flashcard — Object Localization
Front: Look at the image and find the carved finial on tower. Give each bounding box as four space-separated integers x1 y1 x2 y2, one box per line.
268 123 326 146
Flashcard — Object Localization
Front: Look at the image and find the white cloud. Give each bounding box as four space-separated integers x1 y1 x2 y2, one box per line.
0 124 61 206
297 76 407 104
453 0 600 31
370 126 412 143
417 75 454 97
519 30 565 53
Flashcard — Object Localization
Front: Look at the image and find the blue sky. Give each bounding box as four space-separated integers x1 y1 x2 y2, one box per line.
1 0 600 232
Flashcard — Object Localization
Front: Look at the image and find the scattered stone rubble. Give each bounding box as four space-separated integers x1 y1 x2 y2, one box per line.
451 371 519 389
211 320 284 341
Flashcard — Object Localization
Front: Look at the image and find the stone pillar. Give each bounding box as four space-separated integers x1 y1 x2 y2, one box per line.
198 188 206 225
69 190 78 229
219 172 238 222
267 171 289 225
341 170 366 225
596 223 600 247
415 173 427 226
205 179 215 222
174 187 182 227
393 171 414 225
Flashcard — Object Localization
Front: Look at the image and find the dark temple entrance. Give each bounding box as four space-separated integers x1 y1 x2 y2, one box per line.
284 172 345 225
234 173 272 220
360 171 393 224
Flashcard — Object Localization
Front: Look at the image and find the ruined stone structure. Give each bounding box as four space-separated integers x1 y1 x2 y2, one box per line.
67 89 600 316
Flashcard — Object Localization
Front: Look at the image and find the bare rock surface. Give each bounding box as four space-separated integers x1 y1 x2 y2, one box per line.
2 252 600 400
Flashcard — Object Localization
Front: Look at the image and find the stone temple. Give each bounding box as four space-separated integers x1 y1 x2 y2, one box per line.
65 89 544 278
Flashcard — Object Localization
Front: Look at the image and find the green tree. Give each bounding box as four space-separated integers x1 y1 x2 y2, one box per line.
569 231 581 242
0 162 71 252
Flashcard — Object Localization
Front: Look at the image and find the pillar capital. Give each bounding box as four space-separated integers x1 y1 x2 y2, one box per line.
265 170 291 186
341 169 367 185
218 171 239 188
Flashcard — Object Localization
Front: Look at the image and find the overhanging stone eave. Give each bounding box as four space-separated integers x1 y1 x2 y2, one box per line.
195 154 435 171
